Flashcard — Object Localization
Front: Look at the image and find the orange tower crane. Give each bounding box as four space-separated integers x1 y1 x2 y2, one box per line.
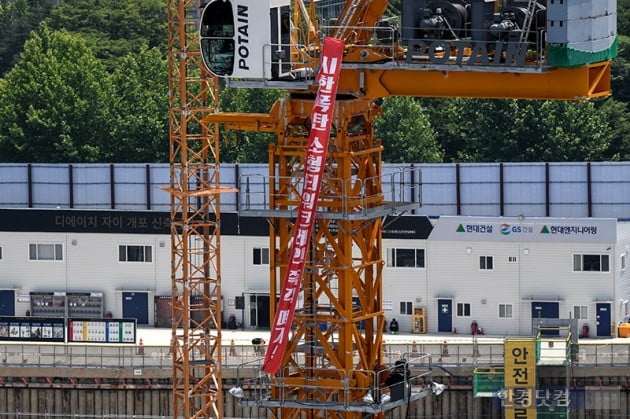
170 0 617 417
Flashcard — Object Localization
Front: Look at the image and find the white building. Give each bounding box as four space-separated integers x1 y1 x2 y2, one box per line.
382 216 629 338
1 208 628 338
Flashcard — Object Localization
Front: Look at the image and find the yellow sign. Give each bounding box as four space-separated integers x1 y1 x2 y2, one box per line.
504 339 537 419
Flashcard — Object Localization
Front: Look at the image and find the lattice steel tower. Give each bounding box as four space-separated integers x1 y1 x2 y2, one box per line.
167 1 229 417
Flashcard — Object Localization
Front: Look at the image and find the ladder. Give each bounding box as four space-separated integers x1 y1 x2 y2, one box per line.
519 0 537 44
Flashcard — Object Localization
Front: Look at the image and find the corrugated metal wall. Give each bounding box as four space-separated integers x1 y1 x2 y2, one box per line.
2 162 630 218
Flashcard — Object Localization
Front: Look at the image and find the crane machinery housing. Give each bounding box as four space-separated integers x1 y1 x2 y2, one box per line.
200 0 616 99
168 0 616 417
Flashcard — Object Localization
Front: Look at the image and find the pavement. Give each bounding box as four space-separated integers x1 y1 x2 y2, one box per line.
137 327 630 347
1 326 625 346
138 327 504 347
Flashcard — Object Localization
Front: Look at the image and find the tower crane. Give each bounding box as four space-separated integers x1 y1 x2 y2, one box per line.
168 0 617 417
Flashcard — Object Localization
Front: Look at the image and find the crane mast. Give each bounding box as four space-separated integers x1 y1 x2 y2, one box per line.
167 0 617 417
166 0 236 417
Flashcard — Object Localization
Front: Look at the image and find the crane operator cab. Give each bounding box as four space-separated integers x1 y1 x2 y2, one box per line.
200 0 295 81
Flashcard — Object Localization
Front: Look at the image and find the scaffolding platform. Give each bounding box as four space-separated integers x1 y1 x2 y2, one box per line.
239 388 431 414
230 355 436 414
237 167 422 220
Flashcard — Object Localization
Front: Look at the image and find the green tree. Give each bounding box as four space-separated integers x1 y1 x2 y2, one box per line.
374 97 444 163
417 98 473 162
107 47 169 162
618 0 630 36
0 27 113 162
0 0 56 75
458 100 614 162
598 98 630 160
611 36 630 104
46 0 167 70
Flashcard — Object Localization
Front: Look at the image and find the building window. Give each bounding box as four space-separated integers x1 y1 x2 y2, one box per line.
0 246 2 260
119 245 152 262
621 254 626 271
508 256 518 263
400 301 413 315
479 256 493 270
574 305 588 320
499 304 513 318
253 247 270 265
387 248 425 268
573 254 609 272
29 244 63 261
456 303 471 317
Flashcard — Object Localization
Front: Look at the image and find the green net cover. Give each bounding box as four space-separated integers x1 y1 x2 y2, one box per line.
548 37 618 68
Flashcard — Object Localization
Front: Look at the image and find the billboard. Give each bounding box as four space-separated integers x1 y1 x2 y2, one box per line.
67 318 137 343
0 316 65 343
430 216 616 243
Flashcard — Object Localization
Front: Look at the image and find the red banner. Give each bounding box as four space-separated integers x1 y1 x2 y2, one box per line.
261 37 345 375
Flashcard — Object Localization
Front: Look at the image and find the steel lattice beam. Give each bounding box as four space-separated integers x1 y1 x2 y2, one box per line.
167 0 224 417
268 99 386 419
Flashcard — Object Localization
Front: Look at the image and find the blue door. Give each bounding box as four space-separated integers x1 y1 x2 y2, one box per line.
438 299 452 332
596 303 611 337
532 302 559 335
122 292 149 325
0 290 15 316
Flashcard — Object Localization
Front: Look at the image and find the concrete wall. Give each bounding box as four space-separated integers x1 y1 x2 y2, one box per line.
0 373 627 418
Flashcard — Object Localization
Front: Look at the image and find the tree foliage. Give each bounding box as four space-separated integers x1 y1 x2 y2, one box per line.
598 98 630 160
0 0 56 76
0 26 170 163
374 97 444 163
419 98 624 162
460 100 615 162
612 36 630 104
619 0 630 36
107 47 169 162
46 0 167 71
0 27 113 162
417 98 472 161
0 0 628 164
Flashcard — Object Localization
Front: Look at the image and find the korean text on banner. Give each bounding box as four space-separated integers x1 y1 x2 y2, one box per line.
261 37 345 375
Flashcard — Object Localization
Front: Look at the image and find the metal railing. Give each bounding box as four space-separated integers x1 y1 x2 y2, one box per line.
2 340 630 370
262 42 316 82
536 327 573 365
0 344 172 369
321 23 399 60
316 22 548 71
231 355 434 413
238 167 422 218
